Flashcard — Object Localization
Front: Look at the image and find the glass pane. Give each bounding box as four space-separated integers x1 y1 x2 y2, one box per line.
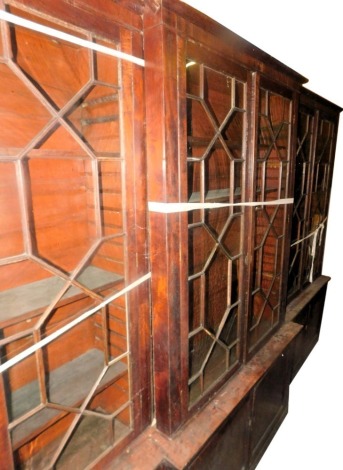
186 61 246 405
0 162 24 258
249 88 291 350
186 60 201 96
307 118 334 281
205 145 231 198
189 276 203 331
0 62 51 151
66 85 120 157
0 260 67 324
11 8 90 110
287 110 314 298
98 160 123 235
188 225 215 276
205 249 230 334
106 301 128 360
12 411 72 468
2 337 38 423
55 414 113 468
26 155 97 273
222 111 245 160
203 67 233 125
187 98 214 161
203 343 227 390
93 39 119 86
189 330 213 380
0 8 132 468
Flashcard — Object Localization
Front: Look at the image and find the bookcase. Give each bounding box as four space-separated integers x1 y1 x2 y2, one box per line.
0 1 341 468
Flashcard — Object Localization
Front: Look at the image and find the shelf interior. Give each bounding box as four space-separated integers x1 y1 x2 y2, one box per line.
0 266 123 324
8 348 127 447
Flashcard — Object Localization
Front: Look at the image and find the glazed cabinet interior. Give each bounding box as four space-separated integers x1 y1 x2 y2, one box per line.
0 1 150 468
0 1 341 469
184 58 293 406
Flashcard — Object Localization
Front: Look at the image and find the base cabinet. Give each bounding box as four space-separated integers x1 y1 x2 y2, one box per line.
187 347 290 470
287 277 329 382
248 353 289 469
186 397 251 470
102 322 300 470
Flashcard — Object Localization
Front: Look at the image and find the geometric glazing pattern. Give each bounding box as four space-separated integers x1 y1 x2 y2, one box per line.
186 60 246 405
249 89 291 350
288 110 315 298
0 9 131 468
308 118 335 282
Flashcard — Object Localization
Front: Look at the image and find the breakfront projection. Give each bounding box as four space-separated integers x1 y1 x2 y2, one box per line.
0 1 341 469
288 92 338 299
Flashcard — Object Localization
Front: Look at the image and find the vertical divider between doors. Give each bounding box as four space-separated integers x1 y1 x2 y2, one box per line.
280 91 300 311
144 7 188 435
241 71 259 363
119 25 152 437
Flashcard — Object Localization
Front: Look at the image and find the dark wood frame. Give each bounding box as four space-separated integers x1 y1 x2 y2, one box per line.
144 0 311 436
0 0 341 468
287 89 341 301
0 0 151 466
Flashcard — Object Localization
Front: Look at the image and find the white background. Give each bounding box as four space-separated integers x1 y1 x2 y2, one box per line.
182 2 343 468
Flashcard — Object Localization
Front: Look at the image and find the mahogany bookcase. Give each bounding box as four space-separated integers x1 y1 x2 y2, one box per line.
0 1 341 469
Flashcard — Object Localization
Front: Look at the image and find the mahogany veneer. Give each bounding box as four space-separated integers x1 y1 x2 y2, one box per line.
0 1 341 469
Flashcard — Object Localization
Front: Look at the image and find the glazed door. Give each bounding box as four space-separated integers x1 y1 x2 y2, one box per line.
186 55 248 407
247 79 294 354
287 104 315 298
144 7 250 430
0 2 149 468
287 94 340 300
308 112 337 280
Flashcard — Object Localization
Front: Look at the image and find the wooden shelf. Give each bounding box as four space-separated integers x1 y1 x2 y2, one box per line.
188 187 281 204
18 411 130 469
0 266 123 325
57 419 129 468
189 187 242 203
187 136 242 150
9 348 127 448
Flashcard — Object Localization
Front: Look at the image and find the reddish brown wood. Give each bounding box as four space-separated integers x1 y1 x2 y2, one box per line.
286 275 331 321
248 350 290 467
143 0 341 438
100 322 302 470
14 413 75 465
242 71 260 364
287 89 341 301
118 25 152 436
162 0 307 90
7 0 143 39
144 4 189 435
187 396 251 469
0 0 149 467
0 1 341 468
